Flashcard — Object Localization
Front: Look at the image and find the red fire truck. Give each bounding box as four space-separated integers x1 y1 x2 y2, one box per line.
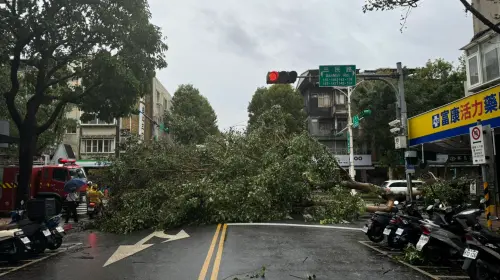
0 158 88 214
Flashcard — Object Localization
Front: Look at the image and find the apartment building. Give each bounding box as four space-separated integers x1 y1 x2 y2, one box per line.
62 77 172 159
296 69 373 181
462 0 500 95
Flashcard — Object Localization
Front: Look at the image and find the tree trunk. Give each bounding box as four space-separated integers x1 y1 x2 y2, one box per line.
388 166 394 180
16 118 38 209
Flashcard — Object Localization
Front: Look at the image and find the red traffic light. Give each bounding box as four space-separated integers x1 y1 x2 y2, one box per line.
266 71 297 84
268 71 279 82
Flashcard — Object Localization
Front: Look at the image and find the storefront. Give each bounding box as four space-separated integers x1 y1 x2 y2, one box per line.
408 84 500 209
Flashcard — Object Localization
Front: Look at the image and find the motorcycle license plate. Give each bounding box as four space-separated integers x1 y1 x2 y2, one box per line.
88 207 94 211
416 235 430 251
362 226 368 233
396 228 404 235
42 229 51 237
383 228 391 235
21 237 30 244
82 196 86 202
463 248 479 259
56 226 64 233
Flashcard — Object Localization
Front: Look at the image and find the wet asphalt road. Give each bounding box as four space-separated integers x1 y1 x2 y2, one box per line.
0 222 427 280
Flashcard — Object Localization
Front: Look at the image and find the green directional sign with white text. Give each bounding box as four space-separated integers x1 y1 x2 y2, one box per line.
319 65 356 87
352 115 359 128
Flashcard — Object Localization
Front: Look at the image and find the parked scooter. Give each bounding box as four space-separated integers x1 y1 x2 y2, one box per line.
10 208 51 254
416 201 483 264
44 215 65 250
362 204 399 243
0 223 31 262
462 215 500 280
385 201 425 249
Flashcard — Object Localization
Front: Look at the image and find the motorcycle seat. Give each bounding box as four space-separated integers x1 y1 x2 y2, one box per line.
0 228 20 238
374 212 393 217
399 215 421 222
479 229 500 242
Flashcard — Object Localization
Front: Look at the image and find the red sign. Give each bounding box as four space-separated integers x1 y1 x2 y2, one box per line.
471 127 481 141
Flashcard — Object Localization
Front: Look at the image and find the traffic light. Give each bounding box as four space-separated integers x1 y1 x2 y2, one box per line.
159 123 169 133
359 109 372 118
266 71 298 84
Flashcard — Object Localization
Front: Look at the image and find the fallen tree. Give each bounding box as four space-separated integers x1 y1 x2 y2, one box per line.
96 106 393 233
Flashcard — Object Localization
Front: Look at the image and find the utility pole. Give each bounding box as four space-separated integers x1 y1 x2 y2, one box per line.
347 86 355 180
397 62 413 202
115 117 120 158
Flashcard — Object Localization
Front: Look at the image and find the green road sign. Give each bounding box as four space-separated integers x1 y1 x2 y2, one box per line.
352 115 359 128
319 65 356 87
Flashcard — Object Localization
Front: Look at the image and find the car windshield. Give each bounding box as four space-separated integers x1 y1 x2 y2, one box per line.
380 181 390 188
69 168 86 179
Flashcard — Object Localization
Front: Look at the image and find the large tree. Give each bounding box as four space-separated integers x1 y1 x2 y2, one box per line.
165 84 219 145
363 0 500 34
1 66 72 157
1 0 167 207
247 84 306 135
352 58 465 176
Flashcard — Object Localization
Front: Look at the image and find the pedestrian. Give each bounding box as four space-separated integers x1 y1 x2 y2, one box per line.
65 190 79 223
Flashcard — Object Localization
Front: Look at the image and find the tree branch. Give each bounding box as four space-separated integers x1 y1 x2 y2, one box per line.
459 0 500 35
36 82 100 134
3 45 24 128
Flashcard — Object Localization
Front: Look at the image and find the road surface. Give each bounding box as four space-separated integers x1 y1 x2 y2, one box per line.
1 223 427 280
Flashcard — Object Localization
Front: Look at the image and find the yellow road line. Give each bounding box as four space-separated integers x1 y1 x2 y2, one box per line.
198 224 222 280
210 224 228 280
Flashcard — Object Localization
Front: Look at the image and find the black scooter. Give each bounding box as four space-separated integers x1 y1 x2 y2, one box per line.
0 223 31 262
362 203 399 243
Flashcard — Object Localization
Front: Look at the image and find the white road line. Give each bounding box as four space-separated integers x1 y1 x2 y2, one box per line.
0 243 82 277
226 223 362 231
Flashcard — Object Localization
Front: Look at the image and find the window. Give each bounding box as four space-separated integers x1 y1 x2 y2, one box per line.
319 122 332 133
82 139 114 153
335 92 346 105
337 118 348 130
468 55 480 86
52 168 68 182
483 47 500 82
69 168 86 179
65 123 77 134
81 117 115 125
318 93 331 108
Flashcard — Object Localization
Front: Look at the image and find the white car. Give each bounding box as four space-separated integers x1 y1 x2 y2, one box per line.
380 180 424 196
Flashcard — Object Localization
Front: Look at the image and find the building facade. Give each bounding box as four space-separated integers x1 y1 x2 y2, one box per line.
296 69 373 181
62 77 172 159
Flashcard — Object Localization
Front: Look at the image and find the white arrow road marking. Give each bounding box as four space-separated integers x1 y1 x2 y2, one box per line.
103 230 190 267
103 244 153 267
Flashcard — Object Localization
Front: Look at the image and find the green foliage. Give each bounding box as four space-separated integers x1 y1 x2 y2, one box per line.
98 106 358 233
247 84 306 135
313 189 366 224
401 244 425 265
422 177 471 206
351 59 465 167
164 84 218 145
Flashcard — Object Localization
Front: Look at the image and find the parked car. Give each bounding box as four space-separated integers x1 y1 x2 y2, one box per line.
380 180 424 200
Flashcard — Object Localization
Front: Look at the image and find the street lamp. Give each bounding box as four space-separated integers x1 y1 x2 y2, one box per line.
334 81 367 181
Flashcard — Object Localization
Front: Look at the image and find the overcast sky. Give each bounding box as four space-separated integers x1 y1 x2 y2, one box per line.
148 0 472 130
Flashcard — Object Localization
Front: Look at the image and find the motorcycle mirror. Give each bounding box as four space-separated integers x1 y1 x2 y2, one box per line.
394 200 399 205
480 198 486 204
20 200 24 206
416 195 421 200
426 205 433 211
434 199 440 203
